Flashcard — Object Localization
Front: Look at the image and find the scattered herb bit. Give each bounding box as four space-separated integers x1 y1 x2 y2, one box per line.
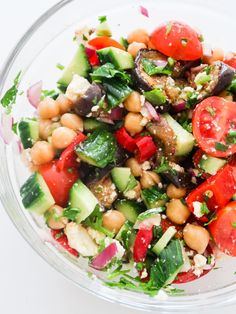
99 15 107 23
73 35 77 41
1 71 21 113
55 231 64 240
180 198 187 206
186 91 198 108
206 106 216 116
142 58 174 76
63 207 81 221
207 255 212 264
19 91 24 96
200 202 210 215
91 63 132 84
56 63 65 70
232 222 236 229
136 262 144 271
198 34 204 42
165 287 185 295
12 122 18 134
165 22 173 36
155 157 171 173
181 120 192 133
41 89 57 99
204 212 217 226
107 265 130 280
215 142 228 152
234 271 236 275
181 38 188 46
82 34 88 41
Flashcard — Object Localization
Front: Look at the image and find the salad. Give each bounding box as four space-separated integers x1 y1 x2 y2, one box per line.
2 13 236 297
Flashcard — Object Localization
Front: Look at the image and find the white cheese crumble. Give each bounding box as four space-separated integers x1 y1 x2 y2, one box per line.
192 254 207 277
192 201 204 218
87 227 106 244
140 268 148 279
112 239 125 259
65 74 91 102
141 161 151 170
124 190 137 199
64 222 98 257
155 289 168 301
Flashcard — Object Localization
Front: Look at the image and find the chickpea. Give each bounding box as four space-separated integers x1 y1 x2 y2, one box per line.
30 141 55 165
140 171 161 189
124 182 141 200
127 28 149 45
102 210 126 234
218 90 233 102
38 97 60 119
166 199 191 225
166 184 187 199
51 127 77 149
39 119 52 140
128 42 147 58
61 113 83 132
183 224 210 254
124 91 142 113
45 205 68 230
56 94 74 113
124 112 144 135
126 158 142 177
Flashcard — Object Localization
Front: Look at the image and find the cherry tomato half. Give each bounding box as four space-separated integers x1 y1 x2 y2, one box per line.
150 21 203 61
88 36 125 51
192 97 236 157
39 161 79 207
209 201 236 256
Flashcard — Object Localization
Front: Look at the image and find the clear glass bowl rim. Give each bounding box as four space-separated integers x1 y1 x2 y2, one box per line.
0 0 236 311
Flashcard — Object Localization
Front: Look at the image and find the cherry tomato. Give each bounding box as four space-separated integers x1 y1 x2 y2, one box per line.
150 21 203 61
88 36 125 51
192 97 236 157
133 227 153 262
209 201 236 256
39 161 79 207
224 55 236 69
51 230 78 257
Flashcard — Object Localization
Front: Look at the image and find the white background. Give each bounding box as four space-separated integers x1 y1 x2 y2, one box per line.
0 1 236 313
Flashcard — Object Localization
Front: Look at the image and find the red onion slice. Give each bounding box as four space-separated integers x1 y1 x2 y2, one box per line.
152 60 168 68
140 5 149 17
85 46 96 58
173 102 186 112
0 112 13 144
27 81 42 108
16 139 23 154
144 101 160 121
109 107 123 120
91 242 118 270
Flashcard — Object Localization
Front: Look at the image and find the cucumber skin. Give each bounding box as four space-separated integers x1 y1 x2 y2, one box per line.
199 155 226 175
111 167 132 192
18 119 39 149
97 47 134 70
114 199 142 223
57 44 91 87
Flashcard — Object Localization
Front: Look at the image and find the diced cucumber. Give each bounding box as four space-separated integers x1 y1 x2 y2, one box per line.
144 89 166 106
163 113 194 156
76 130 117 168
115 221 134 250
199 154 226 175
141 187 168 209
119 37 129 50
180 242 192 272
17 119 39 149
152 226 177 255
20 172 55 215
83 118 111 132
150 240 184 288
136 208 165 221
69 180 98 223
97 47 134 70
113 199 142 223
96 22 112 37
111 167 136 192
57 44 91 87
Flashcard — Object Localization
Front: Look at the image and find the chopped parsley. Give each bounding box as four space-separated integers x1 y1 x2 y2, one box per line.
198 34 204 42
142 58 174 76
82 34 88 41
63 207 81 221
181 120 192 133
155 157 171 173
206 106 216 116
232 222 236 229
56 63 65 70
41 89 57 99
165 22 173 35
200 202 210 215
204 212 217 226
181 38 188 46
55 231 64 240
1 71 21 113
226 130 236 145
107 265 130 280
99 15 107 23
215 142 228 152
186 91 198 108
12 122 18 134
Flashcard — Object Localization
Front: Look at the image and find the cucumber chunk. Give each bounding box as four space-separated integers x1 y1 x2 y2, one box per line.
83 118 111 132
20 172 55 215
163 113 194 156
199 154 226 175
114 199 142 223
111 167 135 192
17 119 39 149
97 47 134 70
69 180 98 223
58 44 91 87
152 226 177 255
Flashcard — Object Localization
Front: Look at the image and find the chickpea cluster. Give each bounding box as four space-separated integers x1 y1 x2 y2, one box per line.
30 95 83 166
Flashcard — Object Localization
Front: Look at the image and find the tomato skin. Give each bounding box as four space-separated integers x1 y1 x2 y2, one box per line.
174 268 211 284
133 227 153 263
224 56 236 69
209 201 236 256
150 21 203 61
39 161 79 207
51 230 78 257
193 97 236 158
186 163 236 218
88 36 125 51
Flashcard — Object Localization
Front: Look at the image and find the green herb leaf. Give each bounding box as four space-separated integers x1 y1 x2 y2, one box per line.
232 222 236 229
200 202 210 215
141 186 168 209
56 63 65 70
206 106 216 116
204 212 217 226
186 91 198 108
1 71 21 113
41 89 57 99
181 38 188 46
12 122 18 134
63 207 81 221
144 89 166 106
107 265 130 280
165 22 173 36
215 142 228 152
99 15 107 23
91 63 132 84
142 58 174 76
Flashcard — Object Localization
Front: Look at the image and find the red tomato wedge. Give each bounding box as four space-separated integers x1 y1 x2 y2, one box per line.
51 230 78 257
186 163 236 216
39 161 79 207
133 227 153 263
224 55 236 69
88 36 125 51
209 201 236 256
193 97 236 158
150 21 203 61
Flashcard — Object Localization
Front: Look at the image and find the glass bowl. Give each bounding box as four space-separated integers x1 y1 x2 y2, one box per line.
0 0 236 311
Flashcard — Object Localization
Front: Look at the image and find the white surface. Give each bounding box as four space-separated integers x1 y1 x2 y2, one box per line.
0 1 236 313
